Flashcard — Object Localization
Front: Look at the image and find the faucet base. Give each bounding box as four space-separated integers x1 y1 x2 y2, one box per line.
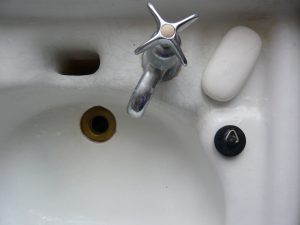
161 62 182 81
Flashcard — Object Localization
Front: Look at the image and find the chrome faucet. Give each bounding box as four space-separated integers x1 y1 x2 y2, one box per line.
127 2 199 118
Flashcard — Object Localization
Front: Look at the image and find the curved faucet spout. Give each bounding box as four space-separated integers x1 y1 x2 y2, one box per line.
127 3 198 118
127 66 163 118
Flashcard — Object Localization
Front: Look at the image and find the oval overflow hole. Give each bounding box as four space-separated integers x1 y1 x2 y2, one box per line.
55 50 100 76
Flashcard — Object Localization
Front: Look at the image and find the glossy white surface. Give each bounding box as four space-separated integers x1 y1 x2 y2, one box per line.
202 26 262 102
0 1 299 225
0 86 224 225
0 0 297 19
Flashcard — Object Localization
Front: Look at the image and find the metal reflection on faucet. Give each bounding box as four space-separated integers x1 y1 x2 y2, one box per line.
127 2 199 118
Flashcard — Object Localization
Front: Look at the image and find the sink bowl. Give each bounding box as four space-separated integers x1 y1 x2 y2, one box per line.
0 86 223 225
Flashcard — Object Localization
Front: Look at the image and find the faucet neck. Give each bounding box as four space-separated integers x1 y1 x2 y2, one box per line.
142 43 182 81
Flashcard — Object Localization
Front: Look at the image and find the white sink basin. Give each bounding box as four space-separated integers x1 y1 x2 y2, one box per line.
0 1 299 225
0 86 223 225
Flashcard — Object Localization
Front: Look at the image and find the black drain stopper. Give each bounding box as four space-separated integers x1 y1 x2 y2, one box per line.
214 125 246 157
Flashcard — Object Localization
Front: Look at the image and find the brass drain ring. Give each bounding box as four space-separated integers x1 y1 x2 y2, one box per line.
80 106 116 142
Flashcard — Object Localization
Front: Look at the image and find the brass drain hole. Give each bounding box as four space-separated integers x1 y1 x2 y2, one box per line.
80 106 116 142
90 116 109 134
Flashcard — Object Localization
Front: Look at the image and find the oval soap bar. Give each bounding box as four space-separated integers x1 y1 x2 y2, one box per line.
202 26 262 102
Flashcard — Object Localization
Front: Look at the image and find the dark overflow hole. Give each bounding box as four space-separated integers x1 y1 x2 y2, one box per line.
56 50 100 75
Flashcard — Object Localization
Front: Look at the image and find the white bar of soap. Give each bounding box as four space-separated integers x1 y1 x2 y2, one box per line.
202 26 262 102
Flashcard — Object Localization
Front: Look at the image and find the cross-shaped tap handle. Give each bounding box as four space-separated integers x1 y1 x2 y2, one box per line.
135 2 199 66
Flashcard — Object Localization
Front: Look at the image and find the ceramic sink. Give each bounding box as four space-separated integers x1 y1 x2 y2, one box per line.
0 1 299 225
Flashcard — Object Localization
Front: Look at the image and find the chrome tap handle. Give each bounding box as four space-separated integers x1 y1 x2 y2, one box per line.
135 2 199 66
